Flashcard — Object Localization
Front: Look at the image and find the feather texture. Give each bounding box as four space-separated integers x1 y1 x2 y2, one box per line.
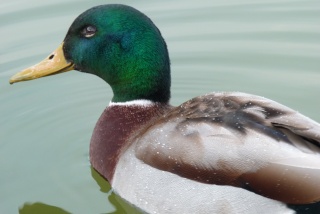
133 92 320 204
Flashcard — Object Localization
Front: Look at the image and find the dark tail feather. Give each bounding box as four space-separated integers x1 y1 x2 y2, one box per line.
288 201 320 214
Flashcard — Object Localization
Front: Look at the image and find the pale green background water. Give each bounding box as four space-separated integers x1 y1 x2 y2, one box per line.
1 0 320 213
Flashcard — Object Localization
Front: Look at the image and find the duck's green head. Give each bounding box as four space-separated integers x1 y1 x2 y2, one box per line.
10 4 171 103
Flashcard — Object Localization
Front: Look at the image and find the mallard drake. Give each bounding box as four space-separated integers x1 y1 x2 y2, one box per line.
10 4 320 214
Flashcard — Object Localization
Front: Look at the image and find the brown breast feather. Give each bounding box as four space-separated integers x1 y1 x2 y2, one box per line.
89 103 171 182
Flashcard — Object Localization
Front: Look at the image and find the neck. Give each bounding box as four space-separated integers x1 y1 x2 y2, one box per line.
89 100 170 182
110 69 171 103
108 27 171 103
109 99 155 107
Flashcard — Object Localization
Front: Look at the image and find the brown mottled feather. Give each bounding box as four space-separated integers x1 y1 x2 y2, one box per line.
135 92 320 204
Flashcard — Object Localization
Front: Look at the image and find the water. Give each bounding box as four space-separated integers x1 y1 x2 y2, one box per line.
1 0 319 213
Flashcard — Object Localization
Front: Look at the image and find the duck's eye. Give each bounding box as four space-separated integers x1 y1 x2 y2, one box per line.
81 25 96 38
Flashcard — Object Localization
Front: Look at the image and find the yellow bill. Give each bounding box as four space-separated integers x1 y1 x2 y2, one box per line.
9 43 74 84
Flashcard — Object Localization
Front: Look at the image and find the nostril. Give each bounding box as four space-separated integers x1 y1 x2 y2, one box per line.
49 54 54 60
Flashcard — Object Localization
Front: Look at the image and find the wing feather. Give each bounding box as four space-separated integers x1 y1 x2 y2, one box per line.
135 92 320 204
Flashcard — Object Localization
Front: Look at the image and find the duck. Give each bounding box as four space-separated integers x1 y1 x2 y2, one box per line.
9 4 320 214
